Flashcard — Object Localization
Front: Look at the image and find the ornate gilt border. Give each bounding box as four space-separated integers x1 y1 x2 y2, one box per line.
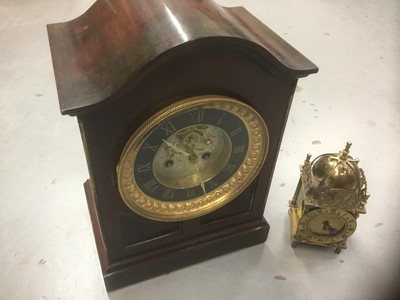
117 95 269 221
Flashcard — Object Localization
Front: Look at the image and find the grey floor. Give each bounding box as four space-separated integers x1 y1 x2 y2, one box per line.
1 0 399 299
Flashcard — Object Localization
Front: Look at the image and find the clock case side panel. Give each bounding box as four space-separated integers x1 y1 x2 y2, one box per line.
77 40 301 289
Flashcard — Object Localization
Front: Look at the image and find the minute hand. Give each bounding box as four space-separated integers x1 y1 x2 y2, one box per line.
195 164 207 195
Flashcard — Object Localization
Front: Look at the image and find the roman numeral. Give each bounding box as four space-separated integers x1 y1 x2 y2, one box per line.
162 189 175 200
208 180 218 190
187 188 196 198
188 111 204 124
232 145 246 154
137 162 152 173
230 126 243 137
143 143 158 152
217 113 227 125
160 121 176 137
222 163 237 175
143 178 159 193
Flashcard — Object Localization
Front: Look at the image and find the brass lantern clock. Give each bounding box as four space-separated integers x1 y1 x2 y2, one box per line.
48 0 317 290
289 142 370 253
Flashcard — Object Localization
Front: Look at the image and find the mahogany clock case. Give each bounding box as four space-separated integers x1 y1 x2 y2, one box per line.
80 41 294 290
47 0 318 290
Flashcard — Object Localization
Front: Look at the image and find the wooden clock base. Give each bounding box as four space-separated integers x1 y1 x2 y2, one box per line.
84 180 269 291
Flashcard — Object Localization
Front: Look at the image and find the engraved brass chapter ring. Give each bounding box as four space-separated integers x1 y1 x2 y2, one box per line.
297 207 357 244
117 95 269 221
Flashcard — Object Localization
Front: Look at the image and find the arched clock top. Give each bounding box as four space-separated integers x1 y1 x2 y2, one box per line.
48 0 318 116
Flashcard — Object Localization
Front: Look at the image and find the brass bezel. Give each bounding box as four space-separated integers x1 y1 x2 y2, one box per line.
117 95 269 221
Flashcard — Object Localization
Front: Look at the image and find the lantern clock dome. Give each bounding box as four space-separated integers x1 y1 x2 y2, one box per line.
312 142 361 190
304 142 369 214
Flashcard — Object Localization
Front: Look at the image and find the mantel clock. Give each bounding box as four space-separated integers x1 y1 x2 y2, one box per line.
47 0 317 290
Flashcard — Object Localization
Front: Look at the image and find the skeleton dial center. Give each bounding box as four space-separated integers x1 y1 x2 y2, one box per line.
133 105 248 202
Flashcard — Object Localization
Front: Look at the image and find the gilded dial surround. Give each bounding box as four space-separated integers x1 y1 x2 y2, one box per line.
117 95 269 221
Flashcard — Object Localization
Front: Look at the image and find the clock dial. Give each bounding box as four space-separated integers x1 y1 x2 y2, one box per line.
135 108 246 201
117 95 269 221
297 208 357 244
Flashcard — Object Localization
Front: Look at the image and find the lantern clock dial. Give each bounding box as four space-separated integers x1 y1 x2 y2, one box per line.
117 95 269 221
297 207 357 244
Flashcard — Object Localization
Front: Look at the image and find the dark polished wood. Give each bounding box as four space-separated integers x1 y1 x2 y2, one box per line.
85 179 269 290
48 0 318 291
48 0 317 116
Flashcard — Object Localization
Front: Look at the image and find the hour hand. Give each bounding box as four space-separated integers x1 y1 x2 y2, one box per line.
162 139 190 157
322 220 337 235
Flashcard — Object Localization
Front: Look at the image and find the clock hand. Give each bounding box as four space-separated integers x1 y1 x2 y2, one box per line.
200 182 206 195
162 139 205 193
195 165 207 195
322 220 337 235
162 139 190 157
